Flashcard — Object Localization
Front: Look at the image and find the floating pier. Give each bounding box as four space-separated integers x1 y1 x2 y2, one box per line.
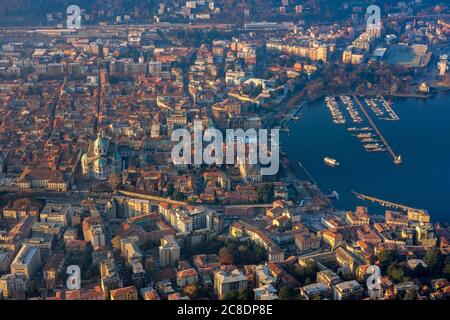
353 95 402 164
379 96 400 121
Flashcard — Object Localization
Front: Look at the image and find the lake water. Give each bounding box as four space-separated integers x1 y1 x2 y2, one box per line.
281 93 450 222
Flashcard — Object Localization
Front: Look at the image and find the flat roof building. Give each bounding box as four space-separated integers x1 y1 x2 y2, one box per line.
10 244 41 281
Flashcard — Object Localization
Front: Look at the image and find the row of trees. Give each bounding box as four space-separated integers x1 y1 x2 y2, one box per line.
257 183 275 204
181 238 268 266
302 62 415 100
218 239 268 265
284 259 318 287
223 289 254 300
377 248 450 285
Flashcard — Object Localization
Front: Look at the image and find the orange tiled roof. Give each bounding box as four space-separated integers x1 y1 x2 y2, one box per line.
177 268 198 279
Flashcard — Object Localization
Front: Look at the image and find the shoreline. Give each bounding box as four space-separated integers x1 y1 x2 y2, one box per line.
278 88 450 127
278 91 450 223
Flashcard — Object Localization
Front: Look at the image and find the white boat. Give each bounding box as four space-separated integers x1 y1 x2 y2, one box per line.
324 157 340 167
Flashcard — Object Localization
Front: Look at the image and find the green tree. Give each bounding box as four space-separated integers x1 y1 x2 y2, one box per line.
387 265 405 283
257 184 274 204
66 246 93 280
278 285 297 300
442 256 450 279
253 244 268 263
166 183 174 196
238 289 253 300
423 248 444 275
173 190 185 201
378 249 399 272
284 260 317 286
223 290 239 300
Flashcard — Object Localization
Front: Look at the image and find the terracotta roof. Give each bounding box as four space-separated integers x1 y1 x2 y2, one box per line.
18 167 67 183
144 290 161 300
110 286 138 298
177 268 198 279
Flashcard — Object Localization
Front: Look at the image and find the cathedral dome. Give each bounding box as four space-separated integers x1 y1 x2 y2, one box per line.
114 152 121 162
94 133 108 155
94 158 107 170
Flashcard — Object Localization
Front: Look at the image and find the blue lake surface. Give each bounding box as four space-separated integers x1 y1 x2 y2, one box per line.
281 93 450 222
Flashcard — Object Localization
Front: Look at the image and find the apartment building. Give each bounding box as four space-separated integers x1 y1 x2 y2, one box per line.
110 286 139 300
214 269 248 299
346 207 370 226
317 269 343 288
159 235 180 267
333 280 363 300
295 232 320 252
10 244 41 281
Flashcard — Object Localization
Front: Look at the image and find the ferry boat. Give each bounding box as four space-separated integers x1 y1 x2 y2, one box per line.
324 157 340 167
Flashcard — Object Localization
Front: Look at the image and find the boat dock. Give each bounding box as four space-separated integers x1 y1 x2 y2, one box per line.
351 190 416 211
353 95 402 164
325 190 339 200
379 96 400 121
325 96 346 124
297 161 318 186
281 103 305 128
340 95 363 123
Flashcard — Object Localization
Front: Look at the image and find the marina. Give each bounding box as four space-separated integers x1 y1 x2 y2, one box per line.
353 95 402 164
380 96 400 121
325 96 346 124
340 95 363 123
347 127 373 132
281 93 450 222
363 96 400 121
324 95 402 159
325 95 393 155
